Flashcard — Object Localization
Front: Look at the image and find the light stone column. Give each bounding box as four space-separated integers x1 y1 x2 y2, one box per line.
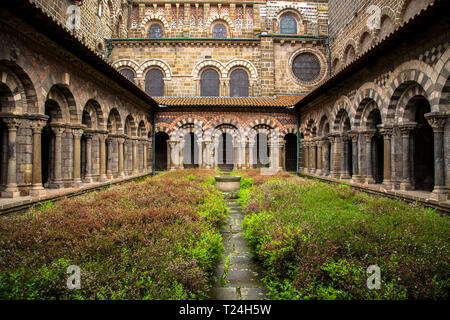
118 136 125 177
72 127 84 187
30 117 48 196
204 139 211 169
304 142 310 173
83 131 94 183
328 135 336 177
143 138 148 172
378 125 393 189
278 140 285 172
316 140 322 175
248 142 255 169
399 124 416 190
168 140 177 170
349 132 360 183
364 130 377 184
98 131 108 182
332 135 342 178
1 117 21 198
50 123 65 188
425 112 448 201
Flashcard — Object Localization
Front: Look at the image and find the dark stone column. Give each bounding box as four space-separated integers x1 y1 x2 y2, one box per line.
363 130 377 184
425 112 448 201
378 125 393 189
349 132 359 183
30 116 48 196
399 123 416 190
1 116 21 198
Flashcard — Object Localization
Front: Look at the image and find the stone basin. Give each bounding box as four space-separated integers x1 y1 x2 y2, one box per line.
215 175 241 192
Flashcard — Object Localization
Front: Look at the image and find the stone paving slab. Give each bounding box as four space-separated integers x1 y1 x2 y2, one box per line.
210 199 267 300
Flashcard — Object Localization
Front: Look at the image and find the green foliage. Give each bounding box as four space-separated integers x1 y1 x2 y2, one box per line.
241 176 450 300
0 169 225 300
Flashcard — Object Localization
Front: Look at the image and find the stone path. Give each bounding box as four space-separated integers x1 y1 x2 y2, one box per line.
209 198 267 300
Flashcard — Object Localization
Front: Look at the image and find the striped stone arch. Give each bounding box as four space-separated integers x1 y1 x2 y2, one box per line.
172 117 205 141
139 59 172 79
140 15 169 29
342 39 359 65
304 116 317 137
205 15 234 29
330 95 353 131
379 6 398 33
246 118 279 130
432 46 450 113
281 127 297 138
395 83 428 123
112 59 140 75
192 59 226 79
0 65 26 114
225 59 258 79
317 111 332 137
387 62 435 121
276 6 303 19
155 124 170 134
208 117 243 130
353 86 385 128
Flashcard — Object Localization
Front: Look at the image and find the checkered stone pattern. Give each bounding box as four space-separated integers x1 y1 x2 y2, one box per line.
419 43 448 67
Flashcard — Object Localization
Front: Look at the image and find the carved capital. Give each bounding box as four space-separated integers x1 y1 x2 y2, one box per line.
362 129 377 140
378 125 393 137
2 116 21 130
30 119 47 133
399 123 417 136
50 123 66 136
425 112 447 131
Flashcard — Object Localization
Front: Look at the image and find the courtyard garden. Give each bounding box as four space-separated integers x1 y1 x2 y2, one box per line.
0 169 448 300
238 171 450 300
0 170 228 299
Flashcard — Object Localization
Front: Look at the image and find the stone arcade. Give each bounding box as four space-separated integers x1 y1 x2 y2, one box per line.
0 0 448 211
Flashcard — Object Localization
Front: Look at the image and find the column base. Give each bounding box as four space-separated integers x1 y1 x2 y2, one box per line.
1 188 21 198
30 185 46 197
365 177 376 184
99 174 108 182
428 186 448 201
83 176 94 184
72 178 83 187
400 181 413 191
351 175 362 183
382 180 393 190
340 173 351 180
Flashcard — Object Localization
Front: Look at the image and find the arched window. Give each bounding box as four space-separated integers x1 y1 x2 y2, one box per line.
213 24 227 38
200 69 220 97
280 15 297 34
292 53 321 83
149 24 162 38
119 68 135 83
230 69 249 97
145 69 164 97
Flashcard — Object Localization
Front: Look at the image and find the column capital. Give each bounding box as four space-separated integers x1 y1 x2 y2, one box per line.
362 129 377 140
348 130 359 142
424 112 448 131
2 116 21 129
30 118 47 133
377 125 393 137
70 124 85 139
50 122 66 136
398 122 417 136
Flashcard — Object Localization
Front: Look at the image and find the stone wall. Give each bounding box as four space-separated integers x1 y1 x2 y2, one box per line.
328 0 434 74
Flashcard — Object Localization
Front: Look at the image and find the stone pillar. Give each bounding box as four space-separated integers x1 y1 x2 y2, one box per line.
168 140 177 170
83 131 94 183
316 140 322 175
106 137 114 179
143 138 148 172
30 117 48 196
118 136 125 177
50 123 65 188
248 141 255 169
132 138 138 174
322 139 330 176
1 117 21 198
378 126 393 189
278 140 285 171
399 124 416 190
72 127 84 186
349 132 360 183
203 139 211 169
332 135 341 178
341 135 351 179
98 132 108 182
304 141 310 173
425 113 448 201
363 130 376 184
328 135 335 177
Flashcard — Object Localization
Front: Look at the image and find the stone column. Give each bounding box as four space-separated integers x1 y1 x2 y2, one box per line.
50 123 65 188
304 141 310 173
425 113 448 201
399 124 416 190
332 135 342 178
316 140 322 175
1 117 21 198
328 135 335 177
248 141 255 169
349 132 360 183
322 139 330 176
203 139 211 169
363 130 376 184
341 135 351 179
378 126 393 189
132 138 138 174
118 136 125 177
72 127 84 187
30 117 48 196
278 140 285 172
98 132 108 182
83 131 94 183
106 137 114 179
168 140 177 170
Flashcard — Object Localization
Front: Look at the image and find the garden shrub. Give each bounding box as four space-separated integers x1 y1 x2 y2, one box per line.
241 176 450 300
0 169 227 300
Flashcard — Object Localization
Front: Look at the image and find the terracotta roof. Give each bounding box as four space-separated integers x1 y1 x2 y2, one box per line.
154 96 304 108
